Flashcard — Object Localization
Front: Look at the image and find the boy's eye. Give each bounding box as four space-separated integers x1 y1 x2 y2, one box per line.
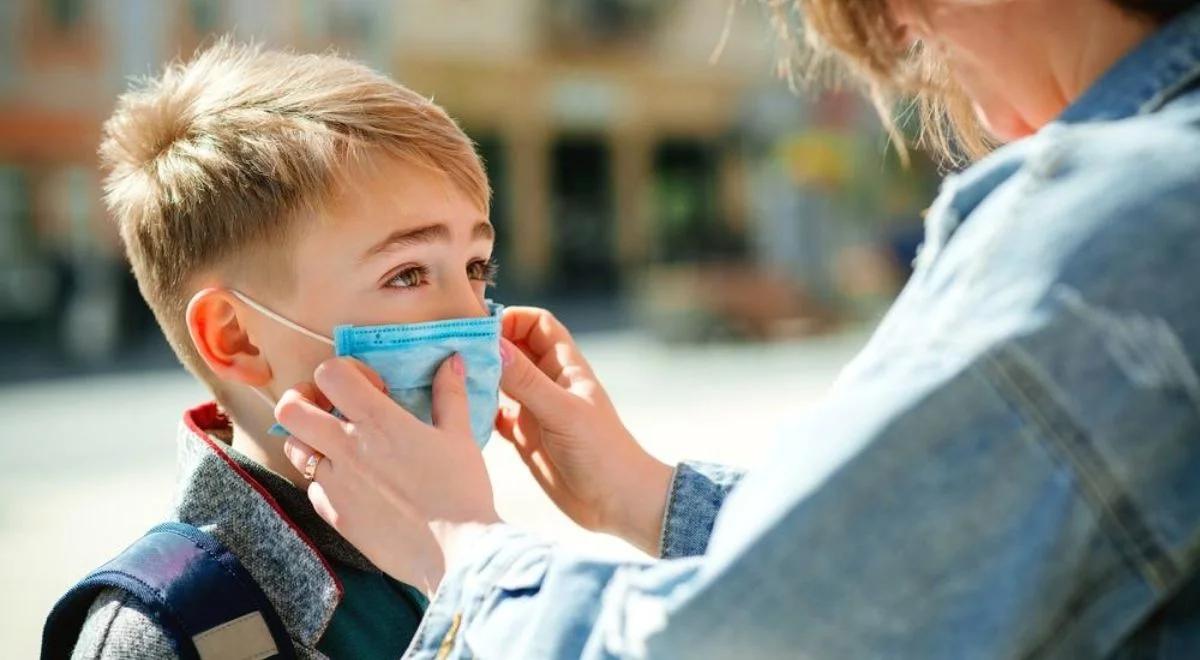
385 265 429 289
467 258 499 285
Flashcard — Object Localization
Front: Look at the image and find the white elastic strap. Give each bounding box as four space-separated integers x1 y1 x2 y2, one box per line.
250 386 277 411
229 290 334 346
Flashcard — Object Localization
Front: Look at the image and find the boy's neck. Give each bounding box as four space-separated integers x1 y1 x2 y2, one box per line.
222 393 309 488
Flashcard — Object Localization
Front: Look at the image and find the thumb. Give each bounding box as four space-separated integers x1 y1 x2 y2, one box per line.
500 338 575 425
432 354 472 437
346 358 388 394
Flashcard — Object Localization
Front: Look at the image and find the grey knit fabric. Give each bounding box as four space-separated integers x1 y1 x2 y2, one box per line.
225 446 377 573
71 589 173 659
65 407 342 659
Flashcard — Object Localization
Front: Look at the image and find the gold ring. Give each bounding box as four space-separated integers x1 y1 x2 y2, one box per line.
303 453 324 481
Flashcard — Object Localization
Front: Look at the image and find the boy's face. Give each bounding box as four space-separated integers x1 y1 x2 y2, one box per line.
246 155 494 395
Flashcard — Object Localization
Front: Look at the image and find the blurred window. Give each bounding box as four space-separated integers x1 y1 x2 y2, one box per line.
329 0 374 42
64 166 95 254
652 139 742 262
47 0 85 31
0 165 58 320
0 165 32 259
541 0 666 47
189 0 220 33
551 135 618 293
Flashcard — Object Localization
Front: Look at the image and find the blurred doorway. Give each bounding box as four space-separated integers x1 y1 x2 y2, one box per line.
652 138 741 262
550 135 618 294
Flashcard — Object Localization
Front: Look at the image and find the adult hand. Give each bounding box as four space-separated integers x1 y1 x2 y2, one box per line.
497 307 674 555
275 355 500 595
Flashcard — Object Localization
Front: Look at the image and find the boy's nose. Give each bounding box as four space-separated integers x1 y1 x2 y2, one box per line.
436 279 490 320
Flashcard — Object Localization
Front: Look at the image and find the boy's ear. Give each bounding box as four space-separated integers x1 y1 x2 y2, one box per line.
186 289 272 387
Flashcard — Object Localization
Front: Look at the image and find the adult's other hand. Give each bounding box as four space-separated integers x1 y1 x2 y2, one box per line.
496 307 673 555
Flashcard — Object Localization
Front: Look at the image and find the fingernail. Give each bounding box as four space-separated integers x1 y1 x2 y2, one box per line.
499 341 514 366
451 353 465 376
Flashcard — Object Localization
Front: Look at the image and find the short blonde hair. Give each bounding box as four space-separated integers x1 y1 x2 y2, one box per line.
100 39 489 386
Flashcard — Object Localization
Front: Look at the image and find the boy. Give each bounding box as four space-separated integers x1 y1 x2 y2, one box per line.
50 39 497 658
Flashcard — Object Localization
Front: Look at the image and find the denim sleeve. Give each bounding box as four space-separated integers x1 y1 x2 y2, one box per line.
404 328 1198 659
659 461 744 559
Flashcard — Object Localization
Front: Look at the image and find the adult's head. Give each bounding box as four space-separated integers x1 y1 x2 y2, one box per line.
786 0 1198 161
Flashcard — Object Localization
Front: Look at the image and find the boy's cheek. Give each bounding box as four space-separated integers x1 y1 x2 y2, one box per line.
262 331 335 389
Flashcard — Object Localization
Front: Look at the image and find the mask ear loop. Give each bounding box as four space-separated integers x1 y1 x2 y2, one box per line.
227 289 335 347
226 289 336 420
250 385 279 411
185 287 335 422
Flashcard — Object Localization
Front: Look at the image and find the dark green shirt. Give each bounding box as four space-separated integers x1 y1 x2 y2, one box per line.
230 451 427 658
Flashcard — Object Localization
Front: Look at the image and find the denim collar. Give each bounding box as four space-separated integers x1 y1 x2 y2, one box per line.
1058 5 1200 123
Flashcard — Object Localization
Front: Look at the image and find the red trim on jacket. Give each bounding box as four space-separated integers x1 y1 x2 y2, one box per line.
182 401 345 597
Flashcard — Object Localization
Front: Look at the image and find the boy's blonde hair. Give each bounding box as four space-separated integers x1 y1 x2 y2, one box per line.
100 39 489 388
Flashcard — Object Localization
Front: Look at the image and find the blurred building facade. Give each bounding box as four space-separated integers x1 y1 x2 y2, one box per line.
0 0 933 369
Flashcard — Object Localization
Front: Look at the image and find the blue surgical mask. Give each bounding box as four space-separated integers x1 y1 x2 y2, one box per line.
229 290 503 448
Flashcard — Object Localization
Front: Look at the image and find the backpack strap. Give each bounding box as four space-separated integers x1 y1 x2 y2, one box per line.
42 522 296 660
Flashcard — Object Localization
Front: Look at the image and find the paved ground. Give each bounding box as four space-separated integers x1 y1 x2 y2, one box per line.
0 328 868 656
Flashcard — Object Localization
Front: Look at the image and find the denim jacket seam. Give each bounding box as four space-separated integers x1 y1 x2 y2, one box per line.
406 575 455 658
1020 558 1138 659
658 462 683 559
456 534 549 657
979 344 1180 591
1139 46 1200 114
404 529 533 659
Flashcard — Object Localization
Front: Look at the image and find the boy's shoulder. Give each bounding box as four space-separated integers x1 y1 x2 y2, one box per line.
72 589 174 659
54 520 294 660
53 403 341 658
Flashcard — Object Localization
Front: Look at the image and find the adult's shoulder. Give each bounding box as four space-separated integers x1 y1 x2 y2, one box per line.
1007 110 1200 300
910 108 1200 369
69 588 176 659
1033 107 1200 225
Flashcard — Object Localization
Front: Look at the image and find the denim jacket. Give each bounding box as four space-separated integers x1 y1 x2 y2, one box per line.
405 9 1200 659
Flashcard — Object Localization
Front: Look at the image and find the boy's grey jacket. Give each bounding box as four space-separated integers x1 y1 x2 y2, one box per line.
68 403 343 659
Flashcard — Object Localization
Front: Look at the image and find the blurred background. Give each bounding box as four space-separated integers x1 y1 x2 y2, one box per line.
0 0 939 654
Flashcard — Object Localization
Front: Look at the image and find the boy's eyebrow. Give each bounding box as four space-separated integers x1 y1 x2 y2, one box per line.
472 221 495 241
362 221 493 260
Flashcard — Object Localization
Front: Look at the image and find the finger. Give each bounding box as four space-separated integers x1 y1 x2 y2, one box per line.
431 354 472 437
284 437 334 481
493 403 519 444
276 387 352 463
502 306 572 349
505 416 565 503
315 357 411 429
502 307 595 381
283 435 317 474
288 381 333 412
344 357 389 394
498 338 576 424
494 402 538 457
493 401 536 452
501 307 590 369
307 481 342 531
537 341 596 389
